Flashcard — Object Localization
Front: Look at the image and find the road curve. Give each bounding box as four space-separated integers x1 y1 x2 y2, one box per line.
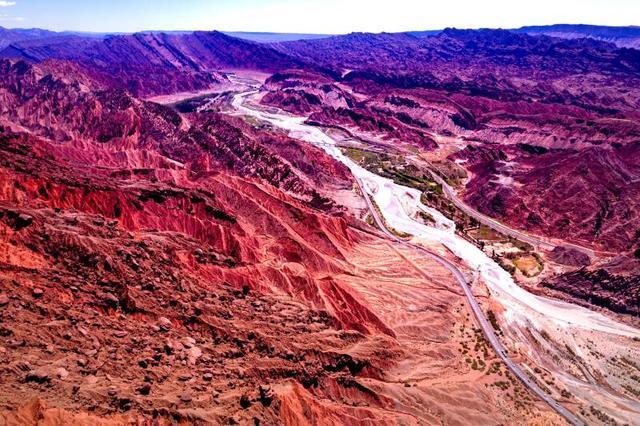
355 176 584 426
227 85 582 424
425 169 599 258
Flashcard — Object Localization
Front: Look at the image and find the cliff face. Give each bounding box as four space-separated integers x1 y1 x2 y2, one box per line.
0 61 388 423
0 58 555 424
0 31 302 97
1 25 638 423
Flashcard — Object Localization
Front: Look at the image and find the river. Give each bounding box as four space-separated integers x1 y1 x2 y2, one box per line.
228 88 640 423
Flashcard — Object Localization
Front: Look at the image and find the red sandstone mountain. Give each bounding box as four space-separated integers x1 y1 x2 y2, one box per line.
257 29 640 316
262 29 640 253
0 60 385 422
0 56 557 424
1 25 639 423
0 31 303 96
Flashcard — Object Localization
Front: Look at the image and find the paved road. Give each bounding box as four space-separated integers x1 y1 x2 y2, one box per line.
424 169 599 258
356 176 584 426
229 86 582 424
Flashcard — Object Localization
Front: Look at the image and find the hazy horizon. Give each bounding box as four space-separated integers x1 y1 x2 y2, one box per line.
1 23 639 38
0 0 638 34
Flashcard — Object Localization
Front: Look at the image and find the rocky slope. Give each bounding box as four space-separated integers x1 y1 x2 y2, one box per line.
515 24 640 50
452 142 640 251
0 26 60 50
250 29 640 319
0 58 560 424
541 267 640 316
262 30 640 253
0 127 395 424
0 60 374 423
0 31 303 97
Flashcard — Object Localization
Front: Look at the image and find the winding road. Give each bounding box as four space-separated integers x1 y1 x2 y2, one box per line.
228 86 592 425
424 166 599 258
356 176 583 426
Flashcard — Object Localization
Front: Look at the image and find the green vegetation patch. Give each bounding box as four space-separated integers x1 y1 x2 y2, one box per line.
511 254 544 277
342 147 436 191
343 147 387 168
469 225 505 242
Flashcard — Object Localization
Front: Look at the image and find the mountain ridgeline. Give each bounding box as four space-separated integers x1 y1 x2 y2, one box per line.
1 22 640 425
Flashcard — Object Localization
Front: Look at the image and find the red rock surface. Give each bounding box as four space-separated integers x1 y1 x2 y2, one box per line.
255 29 640 317
0 58 558 423
2 26 638 422
262 29 640 253
0 61 383 423
0 31 301 97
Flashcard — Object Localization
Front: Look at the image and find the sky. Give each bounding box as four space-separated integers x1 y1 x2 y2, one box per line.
0 0 639 34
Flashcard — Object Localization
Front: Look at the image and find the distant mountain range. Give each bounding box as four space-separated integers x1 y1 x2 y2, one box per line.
514 24 640 49
224 31 331 42
236 24 640 49
0 30 303 96
0 25 332 46
0 27 57 49
0 26 110 49
2 23 639 48
409 24 640 49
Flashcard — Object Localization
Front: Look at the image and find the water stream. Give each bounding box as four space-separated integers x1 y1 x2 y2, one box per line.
231 91 639 339
228 89 640 422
